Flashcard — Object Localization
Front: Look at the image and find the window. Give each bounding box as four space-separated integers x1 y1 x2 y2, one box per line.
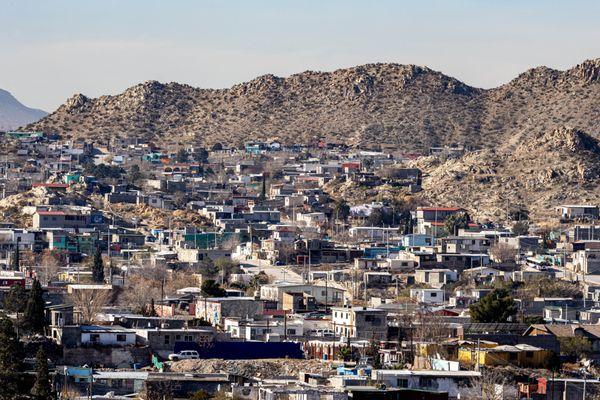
116 334 127 342
397 379 408 388
175 335 181 341
430 292 437 297
164 335 170 345
287 329 296 335
184 335 193 342
525 351 534 358
90 334 100 342
420 377 434 388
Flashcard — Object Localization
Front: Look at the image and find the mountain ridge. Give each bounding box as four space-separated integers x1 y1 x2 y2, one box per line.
26 59 600 151
0 89 47 131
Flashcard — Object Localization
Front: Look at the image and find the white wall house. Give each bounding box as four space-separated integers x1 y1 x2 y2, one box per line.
410 288 445 304
80 326 136 346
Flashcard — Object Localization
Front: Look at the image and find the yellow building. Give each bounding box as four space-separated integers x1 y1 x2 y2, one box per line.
458 343 553 368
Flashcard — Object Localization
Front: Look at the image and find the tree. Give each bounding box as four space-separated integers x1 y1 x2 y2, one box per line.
128 164 143 184
444 211 470 236
214 258 240 284
23 279 46 334
193 147 209 163
201 279 226 297
91 248 105 283
0 316 24 398
147 298 158 317
508 207 529 221
11 246 20 271
469 288 517 323
460 368 517 400
559 336 592 359
32 347 52 400
188 389 211 400
70 288 111 323
367 209 385 227
3 284 27 314
488 242 518 263
512 221 530 236
337 346 353 362
333 200 350 221
176 148 189 163
39 250 62 286
119 275 161 315
4 284 27 334
260 173 267 200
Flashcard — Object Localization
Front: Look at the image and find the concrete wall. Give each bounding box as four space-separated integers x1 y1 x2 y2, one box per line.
62 346 151 368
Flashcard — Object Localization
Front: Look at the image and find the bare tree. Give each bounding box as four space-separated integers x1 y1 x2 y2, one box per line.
413 311 452 358
459 368 517 400
489 242 518 264
38 250 63 286
69 288 112 323
119 275 162 314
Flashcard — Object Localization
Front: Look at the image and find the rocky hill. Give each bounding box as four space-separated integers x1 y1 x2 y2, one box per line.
26 59 600 151
0 89 47 131
411 126 600 223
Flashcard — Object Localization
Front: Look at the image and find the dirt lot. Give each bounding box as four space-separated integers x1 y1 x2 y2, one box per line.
168 358 339 378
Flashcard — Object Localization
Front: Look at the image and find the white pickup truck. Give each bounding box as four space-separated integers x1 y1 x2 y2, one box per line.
168 350 200 361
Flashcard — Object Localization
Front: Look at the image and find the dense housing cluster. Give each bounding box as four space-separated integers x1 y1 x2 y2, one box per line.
0 131 599 399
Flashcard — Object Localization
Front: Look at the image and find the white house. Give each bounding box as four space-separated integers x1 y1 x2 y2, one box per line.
80 325 136 346
372 370 480 399
410 288 445 304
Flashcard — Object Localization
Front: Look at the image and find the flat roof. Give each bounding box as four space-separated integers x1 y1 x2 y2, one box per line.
373 369 480 377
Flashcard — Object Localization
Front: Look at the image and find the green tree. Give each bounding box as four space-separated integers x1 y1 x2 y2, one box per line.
201 279 227 297
176 148 189 163
193 147 209 163
469 288 517 323
4 285 27 334
444 211 470 236
333 200 350 221
0 316 24 398
367 209 385 227
23 279 46 334
32 347 52 400
11 246 20 271
512 221 530 236
559 336 592 359
129 164 143 184
91 248 105 283
3 285 27 314
337 346 353 362
260 173 267 200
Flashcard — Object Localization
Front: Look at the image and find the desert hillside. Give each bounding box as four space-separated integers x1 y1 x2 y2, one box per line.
25 59 600 152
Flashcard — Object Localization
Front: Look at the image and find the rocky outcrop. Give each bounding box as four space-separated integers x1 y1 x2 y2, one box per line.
411 126 600 222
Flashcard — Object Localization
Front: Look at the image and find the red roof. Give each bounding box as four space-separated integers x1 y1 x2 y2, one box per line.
342 162 360 169
32 183 68 189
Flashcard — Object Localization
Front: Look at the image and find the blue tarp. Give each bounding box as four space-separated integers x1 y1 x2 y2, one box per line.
173 341 304 359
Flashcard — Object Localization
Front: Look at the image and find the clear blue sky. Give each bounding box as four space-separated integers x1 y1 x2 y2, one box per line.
1 0 599 111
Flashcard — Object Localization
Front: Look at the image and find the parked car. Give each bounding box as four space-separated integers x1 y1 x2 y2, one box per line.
168 350 200 361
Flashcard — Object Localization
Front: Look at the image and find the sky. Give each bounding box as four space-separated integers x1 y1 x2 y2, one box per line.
1 0 599 111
